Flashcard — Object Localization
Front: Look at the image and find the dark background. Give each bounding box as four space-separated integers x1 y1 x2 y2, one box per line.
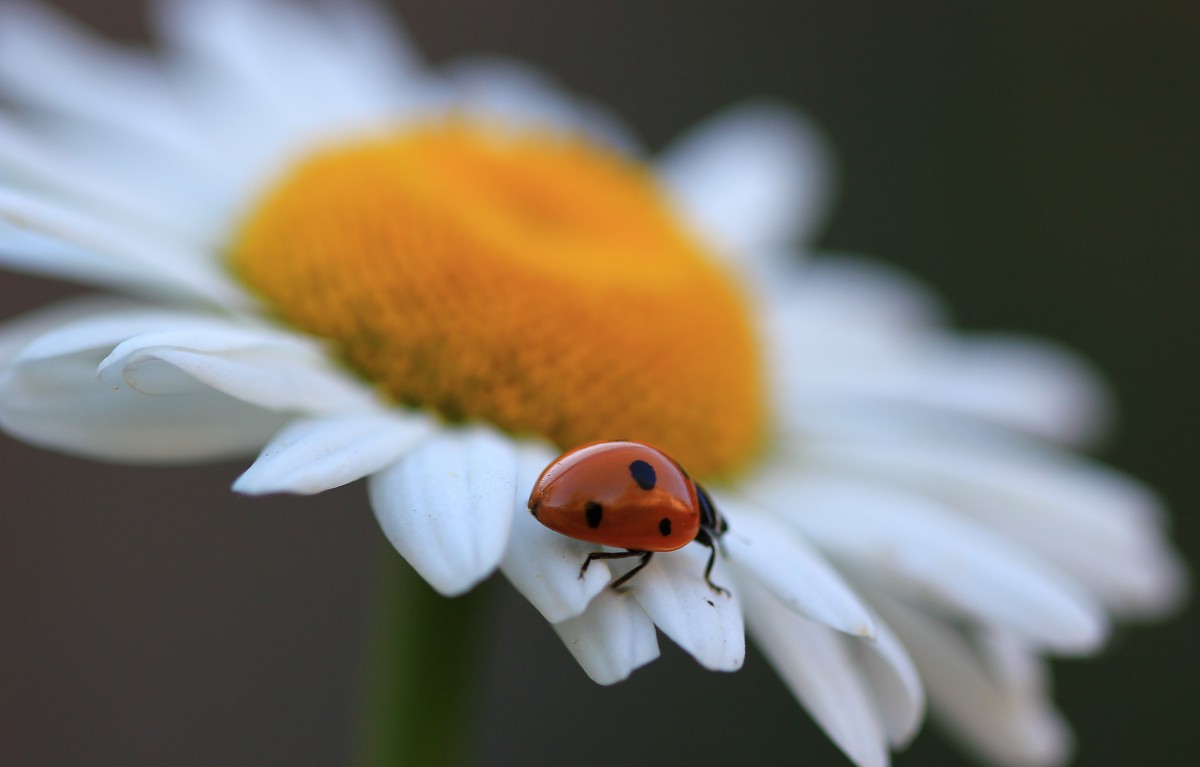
1 1 1196 765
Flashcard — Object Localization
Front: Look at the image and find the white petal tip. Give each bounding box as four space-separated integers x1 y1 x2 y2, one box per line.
368 428 518 598
1124 554 1191 618
1058 618 1111 656
230 475 261 495
855 623 878 641
230 461 345 496
231 471 290 496
553 589 661 684
428 574 487 598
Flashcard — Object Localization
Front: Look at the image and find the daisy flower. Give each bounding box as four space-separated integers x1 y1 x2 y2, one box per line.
0 2 1185 766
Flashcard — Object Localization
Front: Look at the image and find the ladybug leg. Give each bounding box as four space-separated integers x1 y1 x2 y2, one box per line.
695 528 731 596
578 550 648 581
609 551 654 591
702 545 730 597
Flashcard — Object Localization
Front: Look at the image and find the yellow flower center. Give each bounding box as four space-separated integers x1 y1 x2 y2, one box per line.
229 124 764 478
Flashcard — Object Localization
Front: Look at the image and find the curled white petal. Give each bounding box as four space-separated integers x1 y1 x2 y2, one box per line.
0 306 287 462
552 587 659 685
234 410 437 495
0 297 159 365
97 324 377 413
369 427 517 596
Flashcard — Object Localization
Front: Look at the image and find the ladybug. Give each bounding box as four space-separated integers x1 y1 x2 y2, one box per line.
527 440 730 595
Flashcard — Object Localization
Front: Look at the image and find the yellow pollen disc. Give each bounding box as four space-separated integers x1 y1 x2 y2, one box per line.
229 124 765 478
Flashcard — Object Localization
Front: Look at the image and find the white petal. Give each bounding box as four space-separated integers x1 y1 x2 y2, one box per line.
552 587 659 685
874 593 1073 767
438 57 640 152
743 579 890 767
0 118 215 245
770 283 1110 446
938 336 1112 447
765 255 947 330
320 0 424 84
236 0 412 124
234 410 437 495
0 18 233 226
0 212 146 300
157 0 422 177
659 101 833 255
369 427 518 596
961 490 1187 620
629 544 745 672
748 473 1108 654
719 496 876 639
764 254 1113 446
801 432 1186 617
499 442 611 623
154 0 341 183
11 115 234 242
96 324 377 413
850 613 924 747
0 184 245 306
0 307 287 463
0 296 145 367
0 2 215 159
8 308 224 364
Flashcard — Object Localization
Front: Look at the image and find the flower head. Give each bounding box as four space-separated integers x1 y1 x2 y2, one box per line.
0 2 1185 766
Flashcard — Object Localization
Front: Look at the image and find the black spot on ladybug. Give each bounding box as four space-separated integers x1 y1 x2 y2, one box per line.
530 499 540 518
585 501 603 528
658 517 672 537
629 460 656 490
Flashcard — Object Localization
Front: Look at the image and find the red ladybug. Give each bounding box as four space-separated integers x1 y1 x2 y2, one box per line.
528 440 729 595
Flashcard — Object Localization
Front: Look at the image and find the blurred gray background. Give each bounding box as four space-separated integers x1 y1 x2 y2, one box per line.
1 1 1197 765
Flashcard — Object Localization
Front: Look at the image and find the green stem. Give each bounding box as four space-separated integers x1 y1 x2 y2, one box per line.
356 545 490 767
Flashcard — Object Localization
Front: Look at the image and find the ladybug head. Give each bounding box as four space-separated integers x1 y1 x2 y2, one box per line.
695 483 727 538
